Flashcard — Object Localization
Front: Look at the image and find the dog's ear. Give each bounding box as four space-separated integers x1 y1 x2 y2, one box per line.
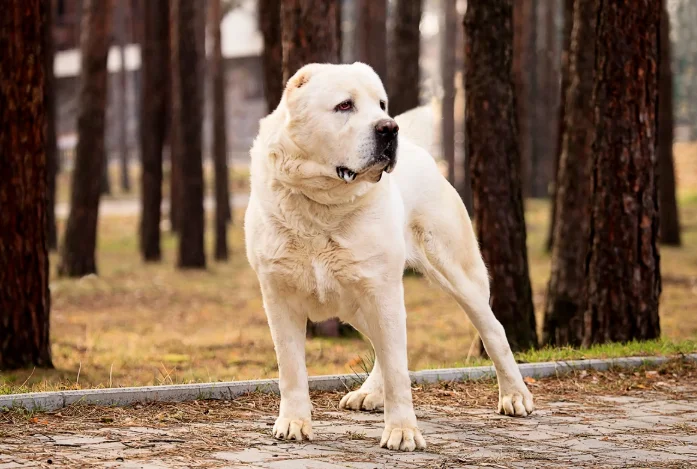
284 63 323 95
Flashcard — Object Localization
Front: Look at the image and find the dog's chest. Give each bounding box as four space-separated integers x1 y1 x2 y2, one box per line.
259 227 368 304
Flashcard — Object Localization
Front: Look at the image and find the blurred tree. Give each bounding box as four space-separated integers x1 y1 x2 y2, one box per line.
584 0 661 345
172 0 206 269
658 0 681 246
281 0 355 338
0 0 53 369
512 0 535 196
169 0 182 234
117 0 131 193
211 0 230 261
101 159 111 195
546 0 574 252
59 0 113 277
441 0 456 185
465 0 538 352
281 0 341 84
356 0 387 83
44 0 59 251
388 0 422 116
139 0 170 262
543 0 596 347
259 0 282 113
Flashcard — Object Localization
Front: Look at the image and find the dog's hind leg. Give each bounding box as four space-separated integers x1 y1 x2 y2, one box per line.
340 316 385 412
409 189 534 417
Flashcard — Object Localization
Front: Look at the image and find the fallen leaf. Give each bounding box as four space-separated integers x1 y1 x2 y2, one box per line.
523 377 536 384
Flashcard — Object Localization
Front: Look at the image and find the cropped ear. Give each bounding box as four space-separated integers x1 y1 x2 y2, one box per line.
284 63 324 95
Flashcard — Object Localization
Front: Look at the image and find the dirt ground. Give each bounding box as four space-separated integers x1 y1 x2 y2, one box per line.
2 360 696 468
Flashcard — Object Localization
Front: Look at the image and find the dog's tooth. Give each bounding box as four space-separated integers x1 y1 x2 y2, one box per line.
349 171 356 181
343 172 351 182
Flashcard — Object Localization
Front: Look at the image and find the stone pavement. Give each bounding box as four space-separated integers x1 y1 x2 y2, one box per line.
2 373 697 468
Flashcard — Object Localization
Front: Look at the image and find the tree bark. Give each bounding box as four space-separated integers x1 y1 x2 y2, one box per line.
356 0 387 83
259 0 283 113
44 0 59 251
658 0 681 246
211 0 230 261
441 0 456 185
281 0 354 338
465 0 538 353
512 0 536 197
545 0 574 252
117 0 131 193
59 0 113 277
281 0 341 85
139 0 169 262
584 0 661 345
543 0 597 347
169 0 182 234
388 0 422 116
172 0 205 269
0 0 53 369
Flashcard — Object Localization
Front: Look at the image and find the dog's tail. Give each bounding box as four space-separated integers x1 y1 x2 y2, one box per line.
394 104 436 156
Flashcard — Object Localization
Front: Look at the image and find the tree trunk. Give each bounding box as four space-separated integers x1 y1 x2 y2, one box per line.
465 0 538 353
658 0 681 246
117 0 131 193
59 0 113 277
543 0 597 347
356 0 387 83
211 0 230 261
281 0 353 338
512 0 536 197
545 0 574 252
101 157 111 195
44 0 59 252
584 0 661 345
139 0 169 262
0 0 53 369
259 0 283 113
441 0 456 185
172 0 205 269
168 0 182 234
281 0 341 85
388 0 422 116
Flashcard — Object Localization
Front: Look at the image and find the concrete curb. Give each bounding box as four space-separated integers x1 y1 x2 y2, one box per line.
2 354 695 412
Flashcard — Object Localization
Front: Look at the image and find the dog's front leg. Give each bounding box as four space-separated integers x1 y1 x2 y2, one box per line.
261 286 313 441
358 286 426 451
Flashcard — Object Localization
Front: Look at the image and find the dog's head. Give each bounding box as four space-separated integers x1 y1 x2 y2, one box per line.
274 63 398 187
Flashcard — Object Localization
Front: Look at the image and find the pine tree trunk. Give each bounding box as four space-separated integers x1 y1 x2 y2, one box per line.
117 0 131 193
101 157 111 195
259 0 283 113
59 0 113 277
0 0 53 369
169 0 183 234
281 0 354 338
139 0 169 262
281 0 341 84
543 0 596 347
172 0 205 269
211 0 230 261
545 0 574 253
441 0 456 185
388 0 422 116
356 0 387 83
44 1 59 252
584 0 661 345
512 0 536 197
658 0 681 246
465 0 538 353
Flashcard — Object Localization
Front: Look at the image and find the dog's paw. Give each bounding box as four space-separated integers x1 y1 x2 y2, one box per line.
339 389 384 412
272 416 313 441
379 424 426 451
498 387 534 417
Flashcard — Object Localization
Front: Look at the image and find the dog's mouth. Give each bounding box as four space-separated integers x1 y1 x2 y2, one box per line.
336 142 397 184
336 166 357 183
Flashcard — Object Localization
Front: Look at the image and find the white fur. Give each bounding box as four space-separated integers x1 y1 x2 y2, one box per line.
244 63 534 452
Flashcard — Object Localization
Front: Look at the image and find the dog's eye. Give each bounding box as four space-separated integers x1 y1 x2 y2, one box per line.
335 100 354 112
380 100 386 111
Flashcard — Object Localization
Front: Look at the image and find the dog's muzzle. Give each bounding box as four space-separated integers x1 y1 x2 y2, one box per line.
373 118 399 173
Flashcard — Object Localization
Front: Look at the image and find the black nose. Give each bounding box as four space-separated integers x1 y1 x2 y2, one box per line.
375 119 399 137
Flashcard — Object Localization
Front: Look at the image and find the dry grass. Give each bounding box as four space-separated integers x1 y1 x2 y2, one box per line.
1 145 696 394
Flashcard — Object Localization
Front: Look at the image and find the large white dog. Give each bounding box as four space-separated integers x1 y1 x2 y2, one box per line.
245 63 534 452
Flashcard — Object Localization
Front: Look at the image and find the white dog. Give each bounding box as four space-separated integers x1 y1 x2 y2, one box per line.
244 63 534 452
